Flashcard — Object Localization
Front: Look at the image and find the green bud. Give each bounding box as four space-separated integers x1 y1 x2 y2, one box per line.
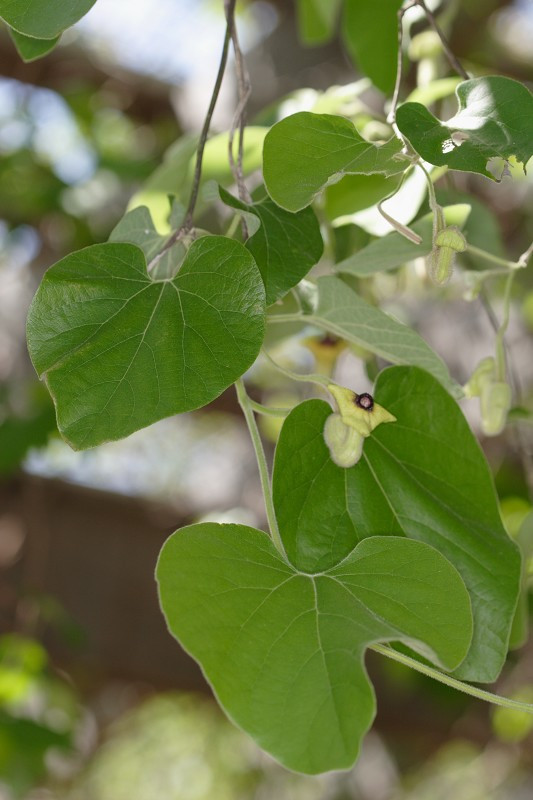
428 226 466 286
480 380 512 436
327 384 396 437
323 414 364 468
463 357 496 398
434 226 466 251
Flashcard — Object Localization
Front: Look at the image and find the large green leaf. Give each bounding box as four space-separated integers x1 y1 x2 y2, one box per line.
342 0 403 95
157 522 472 774
220 187 323 305
263 112 407 212
335 204 471 276
8 27 60 61
307 275 457 394
26 238 265 449
272 367 521 681
396 77 533 178
0 0 96 39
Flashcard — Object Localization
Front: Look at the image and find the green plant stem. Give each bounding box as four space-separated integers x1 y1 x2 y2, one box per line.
417 161 440 221
266 313 305 324
495 271 515 381
416 0 469 80
262 349 331 389
372 643 533 715
389 0 418 127
248 399 291 417
225 213 241 239
155 0 236 260
377 167 423 244
235 378 286 557
466 245 525 270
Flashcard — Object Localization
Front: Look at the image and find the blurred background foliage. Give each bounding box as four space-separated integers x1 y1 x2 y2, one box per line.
1 0 533 797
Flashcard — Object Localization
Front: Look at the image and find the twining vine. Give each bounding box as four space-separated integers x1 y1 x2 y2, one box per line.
19 0 533 775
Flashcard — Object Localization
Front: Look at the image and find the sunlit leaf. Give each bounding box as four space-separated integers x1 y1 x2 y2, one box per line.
27 238 265 449
133 128 267 231
158 522 472 774
396 77 533 178
263 112 407 212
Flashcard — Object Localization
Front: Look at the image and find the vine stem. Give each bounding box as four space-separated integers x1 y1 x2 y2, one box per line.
266 314 304 324
495 271 515 382
248 399 291 418
466 245 527 270
235 378 286 558
226 0 252 209
415 0 469 80
262 349 331 389
372 643 533 715
152 0 236 265
388 0 418 128
377 167 422 244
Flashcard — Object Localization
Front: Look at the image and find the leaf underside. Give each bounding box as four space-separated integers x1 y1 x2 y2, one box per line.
310 276 457 394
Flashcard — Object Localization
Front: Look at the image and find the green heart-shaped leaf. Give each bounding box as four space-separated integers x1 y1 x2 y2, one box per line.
272 366 521 682
220 187 323 305
263 112 407 212
157 522 472 774
27 237 265 449
396 77 533 178
0 0 96 39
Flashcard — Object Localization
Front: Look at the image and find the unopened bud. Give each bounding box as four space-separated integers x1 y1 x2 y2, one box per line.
428 226 466 285
463 357 496 398
324 414 364 468
480 381 512 436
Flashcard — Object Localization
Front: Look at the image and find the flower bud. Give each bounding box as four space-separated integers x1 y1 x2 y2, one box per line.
428 226 466 286
480 380 512 436
323 414 364 468
463 357 496 398
303 334 347 376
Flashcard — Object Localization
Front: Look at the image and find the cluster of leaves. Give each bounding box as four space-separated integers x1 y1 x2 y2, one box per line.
9 0 533 777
